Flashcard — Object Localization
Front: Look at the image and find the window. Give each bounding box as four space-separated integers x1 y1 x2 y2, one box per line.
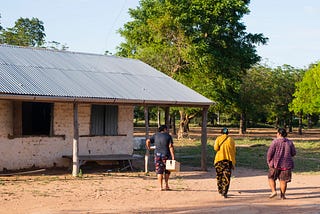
13 101 53 136
90 105 118 136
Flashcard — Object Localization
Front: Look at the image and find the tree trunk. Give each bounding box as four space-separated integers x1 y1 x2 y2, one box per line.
171 112 176 135
184 116 190 132
307 114 312 128
177 109 198 139
283 119 287 130
288 112 293 133
275 117 279 128
239 112 246 134
298 111 303 135
216 112 220 125
178 110 186 139
165 107 170 129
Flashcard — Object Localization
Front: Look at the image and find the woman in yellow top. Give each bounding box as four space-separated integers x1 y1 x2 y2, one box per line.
214 128 236 198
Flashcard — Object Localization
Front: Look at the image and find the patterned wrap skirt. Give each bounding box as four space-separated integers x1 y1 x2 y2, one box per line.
214 160 233 196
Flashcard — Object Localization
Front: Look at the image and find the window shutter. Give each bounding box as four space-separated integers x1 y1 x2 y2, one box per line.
90 105 105 135
104 105 118 135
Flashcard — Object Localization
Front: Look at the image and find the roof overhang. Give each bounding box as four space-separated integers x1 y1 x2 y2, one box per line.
0 94 214 108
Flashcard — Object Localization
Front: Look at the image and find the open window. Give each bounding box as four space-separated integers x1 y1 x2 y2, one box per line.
13 101 53 136
90 105 118 136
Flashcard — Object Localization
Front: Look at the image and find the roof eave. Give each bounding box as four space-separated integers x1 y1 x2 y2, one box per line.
0 94 214 107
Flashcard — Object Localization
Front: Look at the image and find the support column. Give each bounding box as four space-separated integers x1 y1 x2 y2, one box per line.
201 107 209 171
144 106 150 173
72 102 80 177
165 107 170 129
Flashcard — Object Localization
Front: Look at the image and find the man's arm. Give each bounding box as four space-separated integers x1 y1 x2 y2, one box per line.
146 139 151 150
169 143 175 160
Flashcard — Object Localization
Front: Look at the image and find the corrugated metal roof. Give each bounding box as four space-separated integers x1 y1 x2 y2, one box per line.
0 45 213 106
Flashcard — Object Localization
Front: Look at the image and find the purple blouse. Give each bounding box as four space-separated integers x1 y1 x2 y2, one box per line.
267 137 296 169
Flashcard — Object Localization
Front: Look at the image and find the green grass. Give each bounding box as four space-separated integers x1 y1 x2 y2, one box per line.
174 138 320 174
293 141 320 173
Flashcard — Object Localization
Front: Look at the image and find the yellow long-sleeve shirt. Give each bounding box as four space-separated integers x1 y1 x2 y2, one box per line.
214 134 236 166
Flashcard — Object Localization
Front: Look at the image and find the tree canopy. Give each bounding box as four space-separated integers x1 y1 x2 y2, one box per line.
117 0 268 109
290 63 320 115
117 0 268 134
0 16 68 50
0 17 46 47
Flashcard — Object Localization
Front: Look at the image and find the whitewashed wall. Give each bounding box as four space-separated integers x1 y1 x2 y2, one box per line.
0 100 134 171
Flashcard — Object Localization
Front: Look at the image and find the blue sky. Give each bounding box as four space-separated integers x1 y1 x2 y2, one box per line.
1 0 320 69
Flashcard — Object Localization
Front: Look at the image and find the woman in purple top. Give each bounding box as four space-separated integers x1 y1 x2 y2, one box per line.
267 128 296 199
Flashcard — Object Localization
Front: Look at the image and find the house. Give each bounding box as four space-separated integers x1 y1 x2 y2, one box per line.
0 44 213 175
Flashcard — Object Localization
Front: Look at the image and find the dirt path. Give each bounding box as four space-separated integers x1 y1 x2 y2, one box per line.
0 166 319 214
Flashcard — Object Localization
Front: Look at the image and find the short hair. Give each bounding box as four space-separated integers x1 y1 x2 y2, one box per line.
158 125 168 132
221 127 229 134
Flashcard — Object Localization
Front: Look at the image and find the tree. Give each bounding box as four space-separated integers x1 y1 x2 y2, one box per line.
0 17 45 47
265 65 304 131
290 63 320 133
223 64 303 134
237 65 274 133
0 14 3 31
117 0 267 135
45 41 69 51
290 63 320 115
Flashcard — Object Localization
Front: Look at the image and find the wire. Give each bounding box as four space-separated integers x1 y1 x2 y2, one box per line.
104 0 130 55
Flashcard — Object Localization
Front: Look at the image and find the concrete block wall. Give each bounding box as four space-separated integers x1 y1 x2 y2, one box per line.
0 100 134 171
0 100 13 138
78 105 134 156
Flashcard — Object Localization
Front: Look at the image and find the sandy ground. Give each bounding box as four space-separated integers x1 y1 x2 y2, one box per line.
1 127 320 214
0 164 320 214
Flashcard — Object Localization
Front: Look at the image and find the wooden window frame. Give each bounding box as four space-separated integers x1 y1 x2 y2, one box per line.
12 101 53 137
